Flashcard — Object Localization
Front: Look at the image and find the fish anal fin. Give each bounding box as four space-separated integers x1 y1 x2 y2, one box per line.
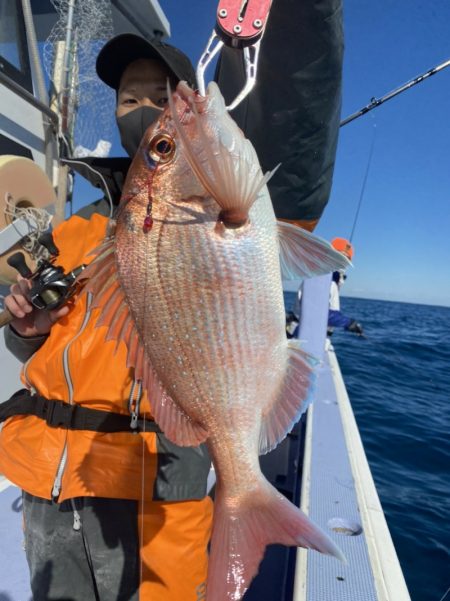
277 220 351 280
141 367 208 447
259 340 317 455
130 337 208 447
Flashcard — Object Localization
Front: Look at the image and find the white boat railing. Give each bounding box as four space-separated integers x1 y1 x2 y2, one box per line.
292 275 411 601
0 71 59 129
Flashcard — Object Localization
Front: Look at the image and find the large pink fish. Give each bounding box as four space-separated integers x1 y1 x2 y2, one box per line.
85 81 348 600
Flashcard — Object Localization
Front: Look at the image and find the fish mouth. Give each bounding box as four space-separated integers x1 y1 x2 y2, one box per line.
172 80 208 116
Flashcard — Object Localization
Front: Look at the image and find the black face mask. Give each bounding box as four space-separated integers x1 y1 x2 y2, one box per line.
117 106 163 158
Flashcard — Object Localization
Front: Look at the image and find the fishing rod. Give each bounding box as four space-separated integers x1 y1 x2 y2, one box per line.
343 57 450 243
340 57 450 127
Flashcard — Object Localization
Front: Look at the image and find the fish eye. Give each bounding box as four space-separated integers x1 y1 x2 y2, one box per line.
148 132 176 164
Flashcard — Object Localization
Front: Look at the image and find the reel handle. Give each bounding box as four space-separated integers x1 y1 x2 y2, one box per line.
38 233 59 257
7 252 33 279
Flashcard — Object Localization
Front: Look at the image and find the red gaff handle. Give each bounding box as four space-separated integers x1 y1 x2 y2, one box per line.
216 0 273 45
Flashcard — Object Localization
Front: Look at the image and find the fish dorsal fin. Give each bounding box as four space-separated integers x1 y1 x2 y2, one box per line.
259 340 317 455
82 239 208 447
169 82 278 221
277 220 351 280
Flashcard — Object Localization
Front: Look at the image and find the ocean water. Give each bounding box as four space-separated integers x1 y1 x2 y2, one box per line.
285 294 450 601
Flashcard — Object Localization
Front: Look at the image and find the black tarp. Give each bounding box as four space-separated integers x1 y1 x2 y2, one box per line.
215 0 344 227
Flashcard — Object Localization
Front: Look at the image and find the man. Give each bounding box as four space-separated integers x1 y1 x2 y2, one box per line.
287 237 363 339
0 34 212 601
327 238 364 336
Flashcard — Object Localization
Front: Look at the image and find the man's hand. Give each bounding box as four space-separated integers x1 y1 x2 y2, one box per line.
4 275 70 337
346 319 364 336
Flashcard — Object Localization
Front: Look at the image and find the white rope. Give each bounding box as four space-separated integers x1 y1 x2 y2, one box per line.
140 408 147 585
4 193 53 260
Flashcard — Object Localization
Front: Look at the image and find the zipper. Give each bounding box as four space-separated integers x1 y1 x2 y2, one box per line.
52 293 93 499
23 355 36 391
128 379 142 431
70 498 82 531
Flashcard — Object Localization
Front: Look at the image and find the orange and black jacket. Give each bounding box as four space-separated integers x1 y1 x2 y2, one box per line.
0 162 210 503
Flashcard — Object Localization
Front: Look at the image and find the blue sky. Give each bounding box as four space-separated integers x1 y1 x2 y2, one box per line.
319 1 450 308
75 0 450 307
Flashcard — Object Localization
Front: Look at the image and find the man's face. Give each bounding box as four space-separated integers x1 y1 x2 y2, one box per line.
116 58 176 118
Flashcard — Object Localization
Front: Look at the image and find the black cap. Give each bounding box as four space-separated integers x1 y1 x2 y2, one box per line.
96 33 197 90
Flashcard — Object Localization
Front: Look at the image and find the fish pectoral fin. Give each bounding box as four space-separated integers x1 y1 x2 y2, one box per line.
277 220 351 280
259 340 318 455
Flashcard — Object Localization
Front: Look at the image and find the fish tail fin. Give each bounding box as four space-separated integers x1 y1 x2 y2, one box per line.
206 480 344 601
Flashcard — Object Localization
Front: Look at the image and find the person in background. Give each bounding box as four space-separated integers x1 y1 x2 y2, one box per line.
327 238 364 337
285 309 300 338
0 34 212 601
286 238 363 339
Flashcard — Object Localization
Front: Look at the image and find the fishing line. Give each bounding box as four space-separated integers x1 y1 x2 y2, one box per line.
139 405 147 586
136 99 192 585
139 160 165 583
348 119 377 243
138 161 159 586
438 585 450 601
63 158 114 218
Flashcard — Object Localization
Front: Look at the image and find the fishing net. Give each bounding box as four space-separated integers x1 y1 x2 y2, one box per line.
43 0 115 158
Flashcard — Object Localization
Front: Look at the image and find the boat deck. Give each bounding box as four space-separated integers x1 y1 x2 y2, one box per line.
297 346 410 600
0 323 32 600
243 345 410 601
0 478 31 600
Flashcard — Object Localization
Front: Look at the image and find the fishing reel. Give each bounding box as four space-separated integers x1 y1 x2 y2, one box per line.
6 233 85 312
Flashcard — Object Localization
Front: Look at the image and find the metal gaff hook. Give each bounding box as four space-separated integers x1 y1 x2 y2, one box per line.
196 0 271 111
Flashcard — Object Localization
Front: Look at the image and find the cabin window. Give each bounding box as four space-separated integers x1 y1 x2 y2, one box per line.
0 0 32 92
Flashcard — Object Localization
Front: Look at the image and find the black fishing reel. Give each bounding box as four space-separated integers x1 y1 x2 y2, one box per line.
6 233 85 312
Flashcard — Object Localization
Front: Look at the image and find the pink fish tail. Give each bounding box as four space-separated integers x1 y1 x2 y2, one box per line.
206 481 344 601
